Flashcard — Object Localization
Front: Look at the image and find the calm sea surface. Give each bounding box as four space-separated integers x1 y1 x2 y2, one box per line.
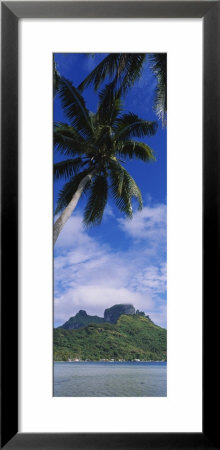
53 361 167 397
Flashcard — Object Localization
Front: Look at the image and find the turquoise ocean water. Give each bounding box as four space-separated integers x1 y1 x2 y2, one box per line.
54 361 167 397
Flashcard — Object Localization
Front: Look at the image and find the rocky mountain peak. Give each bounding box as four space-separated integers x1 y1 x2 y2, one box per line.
77 310 87 317
104 304 135 324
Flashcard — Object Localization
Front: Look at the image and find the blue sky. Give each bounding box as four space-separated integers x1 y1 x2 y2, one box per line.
53 54 167 328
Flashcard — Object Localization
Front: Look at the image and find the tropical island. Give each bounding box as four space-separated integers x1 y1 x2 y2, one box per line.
54 304 167 362
53 53 167 397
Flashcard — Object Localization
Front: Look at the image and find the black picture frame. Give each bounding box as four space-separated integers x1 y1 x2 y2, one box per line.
1 1 220 449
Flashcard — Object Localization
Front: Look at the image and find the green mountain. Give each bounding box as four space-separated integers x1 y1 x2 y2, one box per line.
60 309 104 330
60 304 139 329
54 314 167 362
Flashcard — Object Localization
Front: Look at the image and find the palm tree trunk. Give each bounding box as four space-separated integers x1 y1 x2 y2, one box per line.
54 171 94 246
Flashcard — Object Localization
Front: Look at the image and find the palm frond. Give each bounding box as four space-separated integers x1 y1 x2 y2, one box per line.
55 169 92 214
54 158 86 180
109 159 142 217
78 54 120 91
54 123 89 157
58 77 93 137
53 57 60 98
83 175 108 226
96 83 123 126
114 113 158 140
94 125 113 150
79 53 146 97
117 140 155 162
119 54 146 93
149 53 167 127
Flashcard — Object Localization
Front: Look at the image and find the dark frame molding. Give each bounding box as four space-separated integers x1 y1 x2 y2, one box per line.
1 1 220 449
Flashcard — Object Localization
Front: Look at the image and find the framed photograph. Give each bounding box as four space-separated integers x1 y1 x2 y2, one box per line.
1 1 220 448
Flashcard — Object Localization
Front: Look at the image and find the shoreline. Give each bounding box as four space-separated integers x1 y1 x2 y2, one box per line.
54 360 167 363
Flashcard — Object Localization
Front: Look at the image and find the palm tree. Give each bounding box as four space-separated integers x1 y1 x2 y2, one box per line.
79 53 167 126
53 76 158 246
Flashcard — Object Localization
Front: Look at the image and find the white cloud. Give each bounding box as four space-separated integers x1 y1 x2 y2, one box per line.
54 285 153 324
150 303 167 329
55 215 94 249
117 204 166 241
130 263 167 296
54 206 167 328
117 204 167 266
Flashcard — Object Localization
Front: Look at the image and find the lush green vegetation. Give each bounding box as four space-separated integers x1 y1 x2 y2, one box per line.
60 310 104 329
54 314 167 361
